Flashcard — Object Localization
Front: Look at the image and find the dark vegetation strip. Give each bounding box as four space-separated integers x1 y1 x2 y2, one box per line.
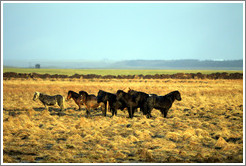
3 72 243 79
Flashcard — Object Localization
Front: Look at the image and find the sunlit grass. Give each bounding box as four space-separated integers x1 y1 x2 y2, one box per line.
3 78 243 163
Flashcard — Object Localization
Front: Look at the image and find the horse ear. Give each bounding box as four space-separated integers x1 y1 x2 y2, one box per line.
127 87 131 92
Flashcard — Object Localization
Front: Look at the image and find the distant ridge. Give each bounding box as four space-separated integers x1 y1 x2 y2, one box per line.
3 59 243 70
110 59 243 70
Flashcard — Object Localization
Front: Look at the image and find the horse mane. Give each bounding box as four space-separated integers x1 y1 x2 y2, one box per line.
68 90 80 98
164 91 180 102
165 91 175 97
34 91 40 95
79 91 89 97
99 90 107 94
168 91 179 95
118 90 133 100
68 90 78 94
35 91 47 96
117 90 125 93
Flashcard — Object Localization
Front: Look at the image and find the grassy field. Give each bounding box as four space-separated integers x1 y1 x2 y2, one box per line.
3 67 243 76
2 77 243 163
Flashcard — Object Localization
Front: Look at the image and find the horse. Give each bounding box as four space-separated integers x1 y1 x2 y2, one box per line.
97 90 125 117
146 91 182 118
79 90 106 117
127 88 149 115
116 90 139 118
33 92 65 111
66 90 83 110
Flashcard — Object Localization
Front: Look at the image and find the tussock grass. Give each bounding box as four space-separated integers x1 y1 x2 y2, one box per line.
3 78 243 163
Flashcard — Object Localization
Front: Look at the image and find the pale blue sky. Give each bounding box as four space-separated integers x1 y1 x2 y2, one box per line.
3 2 244 63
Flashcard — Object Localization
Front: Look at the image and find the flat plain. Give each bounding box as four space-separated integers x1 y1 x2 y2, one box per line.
2 77 243 163
3 67 243 76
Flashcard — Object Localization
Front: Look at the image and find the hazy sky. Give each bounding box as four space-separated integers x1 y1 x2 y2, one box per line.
3 2 244 63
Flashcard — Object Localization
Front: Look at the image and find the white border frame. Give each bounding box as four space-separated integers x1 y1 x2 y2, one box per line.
1 1 245 165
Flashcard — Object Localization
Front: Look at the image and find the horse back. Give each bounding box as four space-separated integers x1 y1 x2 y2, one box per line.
155 96 173 109
84 95 100 109
129 90 149 104
55 95 64 104
86 95 97 102
101 91 116 103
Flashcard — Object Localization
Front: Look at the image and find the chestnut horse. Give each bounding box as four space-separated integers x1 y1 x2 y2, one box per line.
79 90 106 117
67 91 84 110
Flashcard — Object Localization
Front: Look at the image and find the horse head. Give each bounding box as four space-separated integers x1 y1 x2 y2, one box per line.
116 90 126 101
33 92 40 101
67 91 73 101
174 91 182 101
97 90 106 103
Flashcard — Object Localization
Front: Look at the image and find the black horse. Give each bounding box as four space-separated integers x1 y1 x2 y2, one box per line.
97 90 125 117
146 91 182 118
116 90 139 118
127 88 149 115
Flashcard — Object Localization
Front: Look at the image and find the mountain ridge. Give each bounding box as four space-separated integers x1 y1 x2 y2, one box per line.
3 59 243 70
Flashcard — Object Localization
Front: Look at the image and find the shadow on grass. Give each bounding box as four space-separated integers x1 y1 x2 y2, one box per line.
4 107 148 119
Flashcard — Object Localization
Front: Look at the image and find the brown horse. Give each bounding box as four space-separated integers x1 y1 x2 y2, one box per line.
67 91 84 110
79 90 106 117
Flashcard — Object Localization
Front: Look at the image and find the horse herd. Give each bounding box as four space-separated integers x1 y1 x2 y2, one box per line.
33 89 182 119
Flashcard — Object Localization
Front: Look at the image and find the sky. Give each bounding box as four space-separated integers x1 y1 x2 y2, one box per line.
3 2 244 65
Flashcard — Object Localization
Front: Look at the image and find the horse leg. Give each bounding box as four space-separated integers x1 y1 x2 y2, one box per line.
142 104 148 115
44 104 49 112
104 102 107 116
58 102 64 112
60 105 64 112
148 111 153 118
76 99 82 111
130 107 133 118
101 105 106 116
41 101 48 112
111 109 114 117
164 109 168 118
161 109 168 118
85 105 92 118
86 109 90 118
89 109 92 118
128 106 133 119
77 101 81 111
58 97 65 112
111 108 117 117
147 106 153 118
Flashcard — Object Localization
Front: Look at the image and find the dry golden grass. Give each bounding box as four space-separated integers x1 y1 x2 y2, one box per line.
2 78 243 163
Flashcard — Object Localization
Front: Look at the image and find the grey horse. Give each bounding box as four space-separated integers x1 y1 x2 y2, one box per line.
33 92 65 111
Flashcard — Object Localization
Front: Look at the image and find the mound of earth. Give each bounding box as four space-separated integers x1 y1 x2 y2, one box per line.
3 72 243 80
